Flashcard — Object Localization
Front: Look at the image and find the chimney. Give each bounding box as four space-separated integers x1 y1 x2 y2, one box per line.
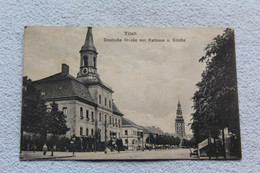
62 64 69 74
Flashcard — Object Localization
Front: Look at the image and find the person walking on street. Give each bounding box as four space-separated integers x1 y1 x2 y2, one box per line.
43 143 47 155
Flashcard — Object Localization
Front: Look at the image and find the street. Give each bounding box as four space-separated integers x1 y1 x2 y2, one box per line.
20 148 198 160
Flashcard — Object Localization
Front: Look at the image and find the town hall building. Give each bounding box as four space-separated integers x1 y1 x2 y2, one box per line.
33 27 124 143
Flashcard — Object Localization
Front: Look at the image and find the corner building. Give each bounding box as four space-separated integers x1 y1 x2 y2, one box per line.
33 27 123 142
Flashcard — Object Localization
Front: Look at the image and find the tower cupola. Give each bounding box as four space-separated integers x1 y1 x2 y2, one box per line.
77 27 100 84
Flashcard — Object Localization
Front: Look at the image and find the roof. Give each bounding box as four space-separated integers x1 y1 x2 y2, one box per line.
33 72 96 106
122 118 137 126
122 118 142 129
139 126 150 134
112 101 123 116
80 27 97 53
144 126 164 135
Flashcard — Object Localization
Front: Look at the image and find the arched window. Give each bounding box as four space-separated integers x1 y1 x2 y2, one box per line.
83 56 88 66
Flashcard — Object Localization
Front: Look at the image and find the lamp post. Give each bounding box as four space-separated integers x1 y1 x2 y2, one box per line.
141 132 144 151
71 135 76 156
104 117 112 154
127 133 128 150
149 133 151 151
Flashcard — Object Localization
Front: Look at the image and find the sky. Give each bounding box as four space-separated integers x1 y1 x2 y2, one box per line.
23 26 226 134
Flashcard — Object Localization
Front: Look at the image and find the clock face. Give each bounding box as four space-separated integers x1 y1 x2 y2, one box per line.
82 68 88 74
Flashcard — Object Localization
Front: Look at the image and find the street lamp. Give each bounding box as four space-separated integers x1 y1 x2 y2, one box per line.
127 133 128 150
71 135 76 156
104 117 112 154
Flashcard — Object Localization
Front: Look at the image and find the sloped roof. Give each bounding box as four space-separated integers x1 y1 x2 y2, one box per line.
122 118 143 129
122 118 137 126
112 101 123 116
81 27 97 53
33 72 96 105
145 126 164 135
139 126 150 134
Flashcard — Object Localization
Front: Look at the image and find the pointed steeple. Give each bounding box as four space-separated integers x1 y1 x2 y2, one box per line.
177 99 182 115
80 27 97 53
175 99 185 139
77 27 100 84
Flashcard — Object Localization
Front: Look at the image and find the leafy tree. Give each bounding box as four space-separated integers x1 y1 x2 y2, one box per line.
21 76 47 151
47 102 70 156
190 28 241 158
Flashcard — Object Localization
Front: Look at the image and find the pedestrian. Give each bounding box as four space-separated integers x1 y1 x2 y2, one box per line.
33 144 36 153
43 143 47 155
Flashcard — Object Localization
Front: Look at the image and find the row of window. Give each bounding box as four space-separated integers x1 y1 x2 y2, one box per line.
108 116 121 127
62 107 121 127
124 130 142 136
80 127 94 136
98 95 112 108
80 107 95 121
80 128 121 138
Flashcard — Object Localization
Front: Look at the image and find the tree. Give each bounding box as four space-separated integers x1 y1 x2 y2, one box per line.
190 28 241 158
21 76 47 151
47 102 70 156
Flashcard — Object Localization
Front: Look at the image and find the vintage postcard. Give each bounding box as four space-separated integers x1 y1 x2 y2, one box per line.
20 26 241 160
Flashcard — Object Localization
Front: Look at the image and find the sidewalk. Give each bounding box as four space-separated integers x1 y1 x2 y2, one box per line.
20 151 76 161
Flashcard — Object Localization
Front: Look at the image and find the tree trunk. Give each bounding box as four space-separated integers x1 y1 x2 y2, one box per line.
222 128 226 159
208 132 211 160
51 135 55 156
214 138 217 158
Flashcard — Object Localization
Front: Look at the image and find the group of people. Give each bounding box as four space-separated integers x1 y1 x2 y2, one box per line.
108 138 123 152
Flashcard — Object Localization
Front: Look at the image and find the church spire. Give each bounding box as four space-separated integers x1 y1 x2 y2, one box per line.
80 27 97 53
175 99 185 139
177 99 182 116
77 27 100 84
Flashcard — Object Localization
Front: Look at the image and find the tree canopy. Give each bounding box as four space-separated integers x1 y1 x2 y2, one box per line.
21 76 47 134
191 28 240 143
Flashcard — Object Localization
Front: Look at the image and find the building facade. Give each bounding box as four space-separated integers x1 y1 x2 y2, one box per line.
33 27 123 143
175 100 185 139
121 118 143 150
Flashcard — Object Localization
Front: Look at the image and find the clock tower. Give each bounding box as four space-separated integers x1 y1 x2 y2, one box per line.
175 99 185 139
77 27 100 84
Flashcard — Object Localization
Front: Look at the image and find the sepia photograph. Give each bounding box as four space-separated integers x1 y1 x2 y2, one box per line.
20 26 241 160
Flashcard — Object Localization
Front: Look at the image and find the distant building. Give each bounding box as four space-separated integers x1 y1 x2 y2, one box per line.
175 100 185 139
121 118 143 150
142 126 164 148
145 126 164 135
33 27 123 143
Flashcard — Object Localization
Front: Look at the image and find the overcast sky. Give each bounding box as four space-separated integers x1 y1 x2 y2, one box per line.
23 26 225 134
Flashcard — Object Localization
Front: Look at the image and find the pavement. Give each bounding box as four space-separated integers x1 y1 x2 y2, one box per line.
20 149 239 160
20 151 76 161
20 148 196 160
